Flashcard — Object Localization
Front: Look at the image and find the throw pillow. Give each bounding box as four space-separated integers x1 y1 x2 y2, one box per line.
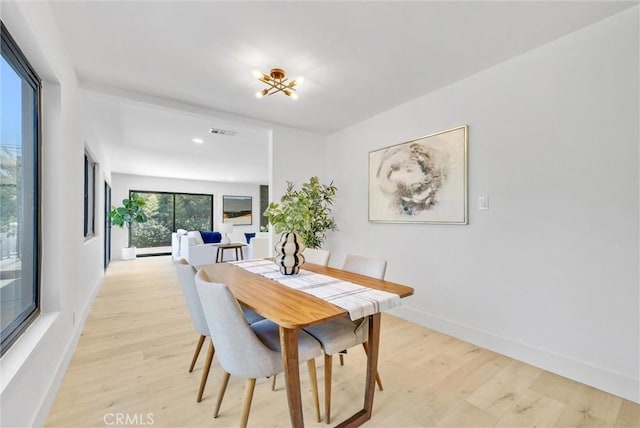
200 231 222 244
187 231 204 245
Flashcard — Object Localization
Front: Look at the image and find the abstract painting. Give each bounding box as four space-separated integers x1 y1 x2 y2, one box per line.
369 125 468 224
222 195 252 225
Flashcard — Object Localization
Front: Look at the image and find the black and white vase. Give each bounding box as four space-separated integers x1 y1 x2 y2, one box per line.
274 232 306 275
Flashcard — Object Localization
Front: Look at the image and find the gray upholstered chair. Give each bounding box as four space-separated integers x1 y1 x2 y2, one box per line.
342 254 387 280
175 259 263 402
194 269 322 427
303 254 387 423
302 248 331 266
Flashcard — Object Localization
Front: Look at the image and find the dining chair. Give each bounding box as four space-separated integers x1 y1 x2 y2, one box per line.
338 254 387 364
302 248 331 266
342 254 387 280
175 259 263 402
303 253 387 423
194 269 322 427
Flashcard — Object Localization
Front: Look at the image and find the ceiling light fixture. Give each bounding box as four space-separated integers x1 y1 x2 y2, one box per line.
253 68 303 100
192 138 204 144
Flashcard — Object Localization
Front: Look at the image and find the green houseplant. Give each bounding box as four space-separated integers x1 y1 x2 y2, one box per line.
264 176 337 249
264 177 337 274
110 193 148 259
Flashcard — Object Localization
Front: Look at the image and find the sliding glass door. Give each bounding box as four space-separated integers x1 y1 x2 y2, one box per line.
130 191 213 255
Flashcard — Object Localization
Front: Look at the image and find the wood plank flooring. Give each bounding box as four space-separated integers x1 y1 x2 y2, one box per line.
46 256 639 427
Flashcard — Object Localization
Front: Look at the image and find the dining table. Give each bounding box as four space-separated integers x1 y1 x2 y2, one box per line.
201 260 414 427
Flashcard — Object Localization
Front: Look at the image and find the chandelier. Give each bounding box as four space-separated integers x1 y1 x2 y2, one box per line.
253 68 304 99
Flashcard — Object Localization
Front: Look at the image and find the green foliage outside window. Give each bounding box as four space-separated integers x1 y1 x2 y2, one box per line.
0 147 19 234
129 192 213 249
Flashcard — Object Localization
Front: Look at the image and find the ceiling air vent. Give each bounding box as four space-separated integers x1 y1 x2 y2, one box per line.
209 128 237 136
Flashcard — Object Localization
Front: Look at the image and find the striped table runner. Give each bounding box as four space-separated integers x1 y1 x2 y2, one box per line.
229 259 401 321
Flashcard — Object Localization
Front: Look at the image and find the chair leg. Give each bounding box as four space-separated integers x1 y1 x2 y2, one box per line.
362 342 383 391
324 353 333 424
213 371 230 418
271 374 278 391
307 359 321 423
197 339 215 402
189 335 206 372
240 378 257 428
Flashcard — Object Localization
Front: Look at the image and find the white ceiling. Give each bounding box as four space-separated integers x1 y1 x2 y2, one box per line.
48 1 636 184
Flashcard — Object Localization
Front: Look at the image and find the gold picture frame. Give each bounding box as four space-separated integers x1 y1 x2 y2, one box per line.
368 125 468 224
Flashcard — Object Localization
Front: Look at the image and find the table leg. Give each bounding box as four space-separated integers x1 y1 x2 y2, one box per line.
216 247 222 263
335 312 381 427
279 326 304 427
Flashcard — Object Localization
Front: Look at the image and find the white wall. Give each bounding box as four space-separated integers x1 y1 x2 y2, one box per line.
325 7 639 402
0 1 110 427
266 125 327 245
110 173 263 257
270 125 327 199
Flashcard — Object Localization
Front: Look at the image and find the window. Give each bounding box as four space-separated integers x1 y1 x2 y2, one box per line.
84 150 96 238
129 191 213 254
0 22 41 355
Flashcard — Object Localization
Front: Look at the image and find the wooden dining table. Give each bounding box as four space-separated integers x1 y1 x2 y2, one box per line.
201 261 414 427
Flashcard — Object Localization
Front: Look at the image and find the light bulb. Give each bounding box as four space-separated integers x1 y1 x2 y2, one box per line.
291 92 299 100
255 91 264 98
252 70 262 78
295 76 304 86
192 138 204 144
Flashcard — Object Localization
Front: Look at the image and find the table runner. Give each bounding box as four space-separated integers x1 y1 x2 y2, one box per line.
229 259 401 320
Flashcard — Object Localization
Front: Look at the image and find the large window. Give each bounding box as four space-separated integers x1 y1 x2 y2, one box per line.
0 22 41 355
130 191 213 254
83 150 96 238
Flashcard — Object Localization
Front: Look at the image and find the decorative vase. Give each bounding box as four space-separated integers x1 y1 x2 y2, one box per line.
274 232 305 275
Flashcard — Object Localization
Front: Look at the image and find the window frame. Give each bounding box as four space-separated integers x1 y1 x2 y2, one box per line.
83 150 96 239
128 190 214 252
0 21 42 356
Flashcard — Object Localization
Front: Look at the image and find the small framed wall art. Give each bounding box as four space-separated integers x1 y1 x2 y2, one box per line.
222 195 253 225
369 125 468 224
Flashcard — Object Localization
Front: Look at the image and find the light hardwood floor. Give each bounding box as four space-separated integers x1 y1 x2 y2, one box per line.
46 256 639 427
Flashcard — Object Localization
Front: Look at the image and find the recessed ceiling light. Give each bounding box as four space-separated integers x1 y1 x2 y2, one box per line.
192 138 204 144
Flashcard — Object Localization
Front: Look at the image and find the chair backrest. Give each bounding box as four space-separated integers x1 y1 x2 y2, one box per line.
303 248 331 266
194 270 282 378
343 254 387 280
175 259 209 336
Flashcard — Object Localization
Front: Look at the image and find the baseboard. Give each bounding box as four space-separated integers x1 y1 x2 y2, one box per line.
33 275 105 426
389 305 639 403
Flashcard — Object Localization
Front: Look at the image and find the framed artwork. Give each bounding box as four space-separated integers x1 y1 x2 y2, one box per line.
222 195 253 225
369 125 468 224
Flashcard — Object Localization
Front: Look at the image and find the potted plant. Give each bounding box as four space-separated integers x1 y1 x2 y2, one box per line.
109 192 148 260
264 176 337 274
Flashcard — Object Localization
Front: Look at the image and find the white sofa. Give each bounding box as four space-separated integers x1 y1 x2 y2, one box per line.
246 235 270 259
172 230 271 265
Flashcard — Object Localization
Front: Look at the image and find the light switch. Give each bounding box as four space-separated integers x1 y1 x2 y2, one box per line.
478 195 489 210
